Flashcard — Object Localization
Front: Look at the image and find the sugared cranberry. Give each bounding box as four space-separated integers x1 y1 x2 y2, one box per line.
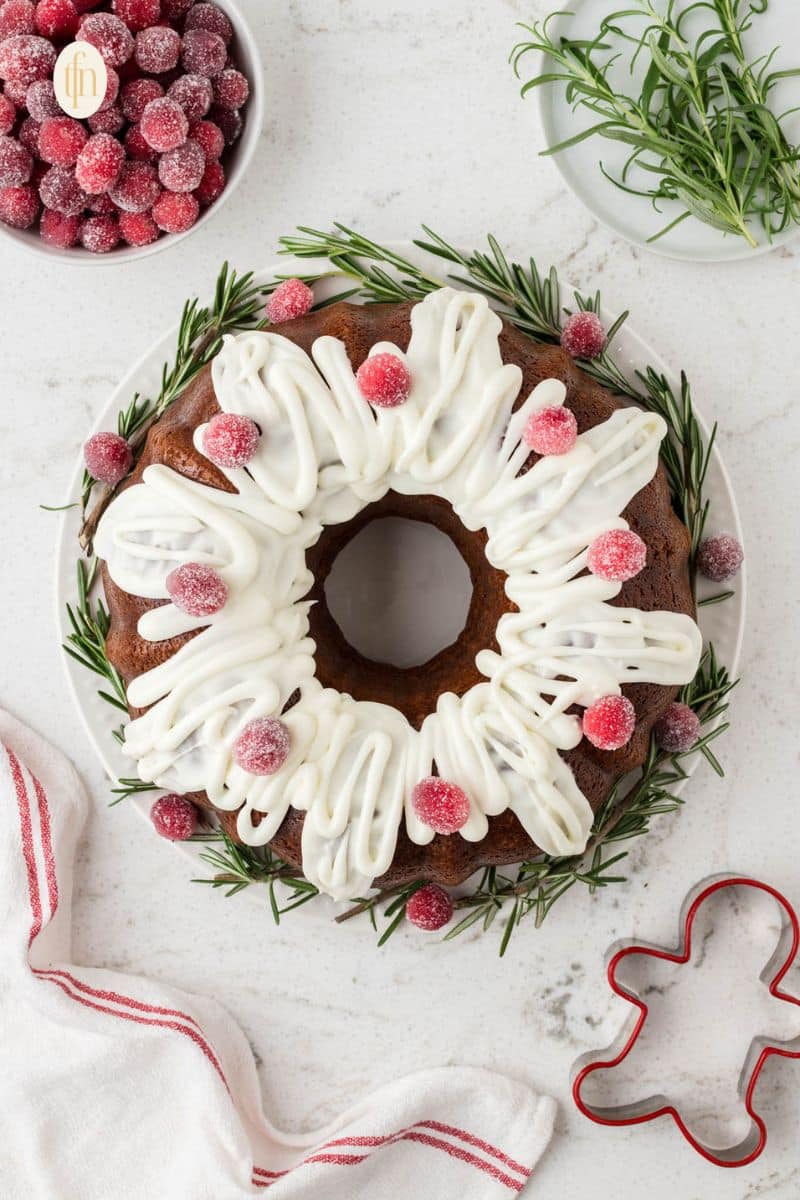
696 534 743 583
181 27 226 77
120 77 162 122
80 212 118 252
194 156 223 205
587 529 647 583
97 64 120 111
17 116 40 155
35 0 79 39
3 77 30 107
109 159 160 210
140 95 187 151
208 102 240 144
166 561 227 617
523 405 578 455
0 95 15 136
356 352 411 408
561 311 607 360
38 164 87 214
202 412 259 469
0 181 38 227
168 72 212 120
88 105 124 134
582 695 636 751
406 884 454 931
233 717 291 776
86 189 116 213
78 12 133 67
84 431 132 483
40 206 80 245
654 702 701 754
412 776 470 835
118 207 158 245
265 277 314 325
158 137 204 191
0 35 56 84
75 131 124 192
212 67 248 109
134 24 181 73
0 134 32 185
150 793 197 840
113 0 161 32
151 187 197 232
123 122 156 161
188 117 223 159
25 79 58 121
38 116 88 167
0 1 36 38
185 2 232 43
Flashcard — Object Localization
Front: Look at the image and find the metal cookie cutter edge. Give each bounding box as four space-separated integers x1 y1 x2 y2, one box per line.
571 874 800 1168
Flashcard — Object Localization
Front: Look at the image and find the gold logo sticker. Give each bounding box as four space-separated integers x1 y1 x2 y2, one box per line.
53 42 108 119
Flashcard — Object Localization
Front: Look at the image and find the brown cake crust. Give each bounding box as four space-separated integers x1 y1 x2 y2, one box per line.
102 300 694 887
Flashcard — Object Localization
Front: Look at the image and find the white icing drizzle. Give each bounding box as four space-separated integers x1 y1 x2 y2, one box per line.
96 288 702 900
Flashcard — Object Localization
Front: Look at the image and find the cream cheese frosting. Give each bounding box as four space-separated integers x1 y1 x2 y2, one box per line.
96 287 702 901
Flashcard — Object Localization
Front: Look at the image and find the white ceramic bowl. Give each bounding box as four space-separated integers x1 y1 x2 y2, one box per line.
0 0 264 265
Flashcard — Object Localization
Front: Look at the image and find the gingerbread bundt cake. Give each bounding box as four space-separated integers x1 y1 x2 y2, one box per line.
95 287 702 900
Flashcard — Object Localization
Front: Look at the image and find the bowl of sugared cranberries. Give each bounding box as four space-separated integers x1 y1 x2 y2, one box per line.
0 0 262 260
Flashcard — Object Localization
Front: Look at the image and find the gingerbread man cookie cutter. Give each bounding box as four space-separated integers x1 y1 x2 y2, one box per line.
572 875 800 1167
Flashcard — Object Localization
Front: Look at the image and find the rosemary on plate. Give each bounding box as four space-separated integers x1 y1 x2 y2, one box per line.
64 231 738 952
511 0 800 245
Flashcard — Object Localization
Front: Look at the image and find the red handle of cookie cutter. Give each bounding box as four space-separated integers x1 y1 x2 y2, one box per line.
572 875 800 1168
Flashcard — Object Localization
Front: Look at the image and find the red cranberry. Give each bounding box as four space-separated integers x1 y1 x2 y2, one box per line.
151 187 197 232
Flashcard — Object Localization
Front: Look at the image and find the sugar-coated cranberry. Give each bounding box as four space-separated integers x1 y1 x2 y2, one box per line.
412 776 470 835
0 181 38 227
25 78 59 121
208 101 240 143
40 205 80 245
587 529 647 583
152 187 197 231
140 94 187 151
523 405 578 455
561 311 607 360
0 134 32 185
39 164 88 214
188 116 223 159
265 277 314 325
356 352 411 408
120 76 163 122
86 189 116 212
38 116 88 166
108 158 160 210
0 35 56 85
78 12 133 67
406 884 454 932
181 28 226 77
161 0 192 16
97 63 120 111
0 1 36 39
0 95 15 136
582 695 636 751
80 212 119 252
194 155 222 205
88 104 124 134
167 72 212 120
118 206 158 245
123 121 156 160
75 132 124 192
35 0 79 39
696 533 743 583
113 0 161 32
84 431 132 483
185 3 233 43
150 793 197 841
158 136 204 191
233 717 291 776
211 67 248 109
17 116 40 155
202 412 259 469
166 561 227 616
654 701 701 754
3 78 30 107
134 24 181 73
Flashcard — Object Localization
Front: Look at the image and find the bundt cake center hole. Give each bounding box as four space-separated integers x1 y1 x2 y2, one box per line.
323 516 473 669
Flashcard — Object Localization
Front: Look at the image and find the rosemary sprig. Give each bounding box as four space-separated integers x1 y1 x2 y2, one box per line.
63 558 127 712
511 1 800 245
190 830 318 920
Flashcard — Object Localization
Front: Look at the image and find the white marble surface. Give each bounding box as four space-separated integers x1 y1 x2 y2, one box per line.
3 0 800 1194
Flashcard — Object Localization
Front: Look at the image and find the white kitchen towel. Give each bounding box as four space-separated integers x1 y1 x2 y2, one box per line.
0 708 556 1200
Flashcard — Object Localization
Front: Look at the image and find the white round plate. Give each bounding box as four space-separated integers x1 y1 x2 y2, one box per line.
535 0 800 261
55 244 746 886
